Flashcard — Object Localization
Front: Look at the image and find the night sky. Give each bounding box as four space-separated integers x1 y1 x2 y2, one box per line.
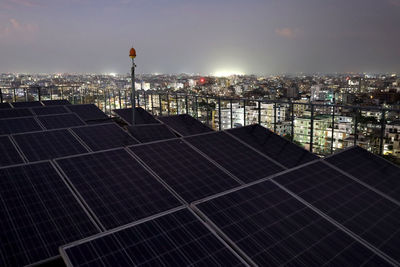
0 0 399 74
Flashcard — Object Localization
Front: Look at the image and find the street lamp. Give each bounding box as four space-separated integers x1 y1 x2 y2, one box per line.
129 47 137 125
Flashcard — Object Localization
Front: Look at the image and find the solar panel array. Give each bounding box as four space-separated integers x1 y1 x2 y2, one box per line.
37 113 86 129
127 123 177 143
0 135 24 166
55 148 182 229
130 139 241 202
12 129 88 162
0 102 12 109
158 114 214 136
113 107 160 125
0 108 33 119
42 99 71 106
11 101 43 108
71 123 138 151
67 104 110 123
184 131 285 183
0 162 100 266
31 105 70 116
1 101 400 267
227 124 319 168
325 146 400 203
0 117 42 135
61 208 247 267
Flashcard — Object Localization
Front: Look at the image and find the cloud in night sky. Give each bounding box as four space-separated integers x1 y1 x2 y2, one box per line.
0 0 399 74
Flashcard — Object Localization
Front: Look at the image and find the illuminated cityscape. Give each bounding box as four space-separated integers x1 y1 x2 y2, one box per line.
1 0 400 266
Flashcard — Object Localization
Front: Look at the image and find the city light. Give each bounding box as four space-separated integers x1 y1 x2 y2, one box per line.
213 70 244 77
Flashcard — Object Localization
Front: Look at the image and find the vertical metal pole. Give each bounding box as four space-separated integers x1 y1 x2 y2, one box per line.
131 58 136 125
176 94 179 115
50 86 53 100
0 88 3 103
38 86 41 101
143 91 147 110
218 97 222 130
273 103 277 132
230 99 233 128
136 92 140 107
124 90 128 108
309 104 314 153
61 87 64 99
258 100 261 125
13 88 16 102
167 94 170 115
185 95 189 115
24 88 27 101
379 109 386 155
243 99 246 126
118 90 122 109
290 101 294 142
331 106 335 154
150 93 154 114
159 93 162 116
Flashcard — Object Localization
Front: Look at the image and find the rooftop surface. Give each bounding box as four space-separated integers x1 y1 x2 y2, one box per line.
0 100 399 266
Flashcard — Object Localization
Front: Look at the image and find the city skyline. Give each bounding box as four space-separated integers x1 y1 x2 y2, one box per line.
0 0 399 74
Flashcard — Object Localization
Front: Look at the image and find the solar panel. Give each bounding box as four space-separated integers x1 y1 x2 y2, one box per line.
11 101 43 108
0 135 24 167
273 161 400 263
66 104 109 123
12 129 88 162
0 161 100 266
37 113 86 129
158 114 214 136
0 107 33 119
184 131 284 183
0 102 11 109
325 146 400 203
41 99 71 106
130 139 241 202
55 148 182 229
0 117 42 135
71 123 138 151
31 105 70 116
61 208 247 267
113 107 159 125
227 124 319 168
127 123 177 143
194 179 391 266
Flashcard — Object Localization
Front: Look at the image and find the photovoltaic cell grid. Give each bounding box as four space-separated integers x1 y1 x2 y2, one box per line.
326 146 400 202
12 129 88 162
274 161 400 263
0 117 42 135
37 113 85 129
11 101 43 108
31 105 70 116
112 107 159 125
66 104 109 122
158 114 214 136
61 208 246 267
184 131 284 183
130 139 241 202
0 102 11 109
0 136 24 167
195 180 391 266
71 123 138 151
0 162 99 266
41 99 71 106
0 108 33 119
55 148 182 229
127 124 177 143
228 124 319 168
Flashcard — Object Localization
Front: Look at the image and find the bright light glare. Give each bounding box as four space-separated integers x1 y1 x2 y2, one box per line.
109 72 117 77
213 70 244 77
